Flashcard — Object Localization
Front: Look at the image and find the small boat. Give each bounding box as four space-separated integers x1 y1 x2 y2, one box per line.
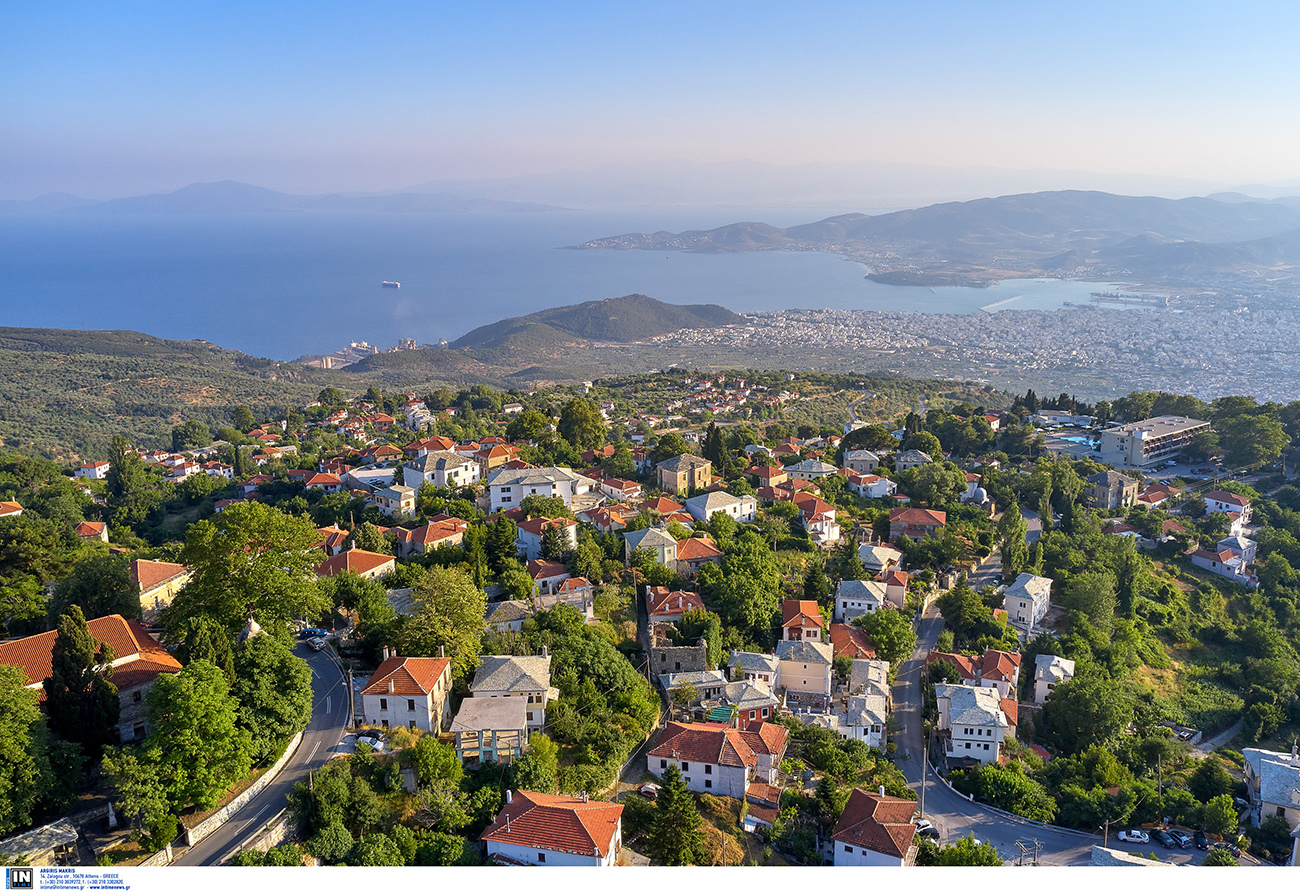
381 281 400 289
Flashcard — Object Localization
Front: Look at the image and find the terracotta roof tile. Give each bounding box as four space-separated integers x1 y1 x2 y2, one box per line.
129 560 188 593
674 537 723 561
781 599 823 629
314 550 395 578
0 616 181 693
830 623 876 659
361 656 451 696
480 790 623 857
648 721 757 768
830 789 917 858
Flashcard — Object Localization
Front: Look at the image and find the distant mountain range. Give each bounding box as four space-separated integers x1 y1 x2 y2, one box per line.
573 190 1300 286
0 180 562 215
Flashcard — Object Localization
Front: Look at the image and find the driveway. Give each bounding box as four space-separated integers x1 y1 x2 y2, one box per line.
172 643 352 865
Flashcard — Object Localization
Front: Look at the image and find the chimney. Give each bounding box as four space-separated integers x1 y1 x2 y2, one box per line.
878 785 885 797
439 645 445 658
581 790 588 803
505 789 513 804
388 679 394 694
541 645 548 657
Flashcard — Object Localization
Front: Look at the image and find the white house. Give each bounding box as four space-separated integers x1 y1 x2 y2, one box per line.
685 490 756 524
646 720 788 797
480 790 623 867
784 459 839 481
935 683 1009 766
1191 548 1259 588
487 467 599 513
370 484 416 519
404 450 481 490
515 516 578 561
360 653 453 732
1002 572 1053 633
1217 535 1258 565
1204 490 1252 525
830 790 917 866
75 461 110 480
1034 654 1075 704
835 579 888 622
470 651 560 732
623 526 678 568
847 473 897 500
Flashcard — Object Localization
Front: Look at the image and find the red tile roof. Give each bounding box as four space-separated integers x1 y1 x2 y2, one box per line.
0 615 181 693
395 519 467 546
740 720 788 757
646 587 706 618
129 559 188 593
830 789 917 858
830 624 876 659
640 496 684 514
314 550 395 578
1205 490 1250 508
526 559 569 580
648 721 757 768
480 790 623 858
889 506 947 526
0 502 23 517
360 656 451 696
74 521 106 538
675 537 723 562
882 570 909 587
782 599 823 629
517 516 577 536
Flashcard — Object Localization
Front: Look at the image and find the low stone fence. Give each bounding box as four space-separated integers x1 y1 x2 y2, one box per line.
183 731 303 847
139 843 173 867
222 809 294 864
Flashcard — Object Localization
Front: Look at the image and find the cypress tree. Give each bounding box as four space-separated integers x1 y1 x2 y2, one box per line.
647 765 708 865
43 606 120 755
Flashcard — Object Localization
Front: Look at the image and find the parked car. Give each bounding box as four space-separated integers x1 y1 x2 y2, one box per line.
1117 829 1149 844
639 783 660 800
918 826 940 840
307 636 329 651
299 627 328 640
1211 841 1241 858
1167 829 1192 848
915 819 934 832
1153 829 1175 849
1194 831 1209 850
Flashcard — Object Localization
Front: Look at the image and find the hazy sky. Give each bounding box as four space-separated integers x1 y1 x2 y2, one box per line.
5 1 1300 199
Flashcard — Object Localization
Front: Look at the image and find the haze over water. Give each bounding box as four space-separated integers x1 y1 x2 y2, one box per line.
0 208 1117 360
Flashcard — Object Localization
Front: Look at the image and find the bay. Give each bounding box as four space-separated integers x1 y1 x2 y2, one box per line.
0 207 1116 360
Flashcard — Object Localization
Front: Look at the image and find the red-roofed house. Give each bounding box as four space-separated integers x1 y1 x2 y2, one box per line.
314 550 396 581
830 623 876 660
481 790 623 866
395 518 468 557
360 653 453 732
316 525 350 556
645 586 706 622
0 501 24 518
888 506 947 541
75 461 110 480
1190 548 1259 588
926 648 1022 700
1204 490 1251 522
674 536 723 575
526 559 570 596
515 517 578 561
830 789 918 866
647 720 787 798
881 569 909 609
129 559 191 622
0 615 182 743
781 599 824 642
74 521 109 543
304 472 344 493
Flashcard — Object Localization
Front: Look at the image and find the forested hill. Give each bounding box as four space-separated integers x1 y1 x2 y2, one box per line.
447 294 742 349
0 327 342 460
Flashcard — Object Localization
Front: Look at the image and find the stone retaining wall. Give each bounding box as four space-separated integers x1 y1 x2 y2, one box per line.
184 731 303 847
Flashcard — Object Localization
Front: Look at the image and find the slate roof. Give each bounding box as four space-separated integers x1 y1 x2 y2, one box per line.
452 696 528 732
471 655 553 694
686 491 743 515
485 600 535 626
775 639 833 666
935 683 1007 727
624 526 676 551
830 789 917 858
361 656 451 696
1003 571 1053 602
407 450 475 472
729 651 780 675
657 454 712 473
480 790 624 858
1034 653 1075 682
836 579 888 605
848 659 891 697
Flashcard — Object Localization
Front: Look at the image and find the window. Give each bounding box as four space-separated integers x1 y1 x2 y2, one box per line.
407 699 416 711
705 779 712 788
502 496 512 503
133 723 146 740
527 712 534 722
984 743 990 750
750 710 757 720
681 762 689 771
674 662 681 671
661 759 668 769
537 853 546 863
409 721 416 729
380 698 388 710
132 690 142 702
965 742 970 749
762 708 769 717
705 764 712 775
844 845 853 853
381 720 389 728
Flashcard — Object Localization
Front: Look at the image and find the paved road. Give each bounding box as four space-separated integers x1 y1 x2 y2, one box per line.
173 643 351 865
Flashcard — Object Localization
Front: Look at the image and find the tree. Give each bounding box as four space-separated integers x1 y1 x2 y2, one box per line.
165 501 328 636
803 559 832 602
317 387 347 408
998 502 1029 582
1188 757 1234 803
647 765 707 865
232 405 257 431
43 606 120 756
171 420 212 453
601 444 637 480
104 436 162 528
650 433 690 465
829 533 865 582
101 745 172 848
395 566 487 683
411 736 463 788
347 521 391 555
1218 414 1289 468
48 553 141 623
539 523 569 561
232 634 313 763
350 833 404 866
170 615 235 681
909 461 967 506
514 733 559 793
0 666 51 835
1066 570 1117 635
1036 675 1132 755
506 408 551 443
308 821 354 863
902 431 943 461
856 608 917 665
1200 793 1239 837
924 834 1004 866
144 660 254 810
557 398 605 450
1202 848 1239 866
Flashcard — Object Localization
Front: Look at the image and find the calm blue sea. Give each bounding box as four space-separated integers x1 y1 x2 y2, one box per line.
0 208 1119 360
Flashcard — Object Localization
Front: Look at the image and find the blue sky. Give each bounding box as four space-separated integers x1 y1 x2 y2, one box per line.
5 1 1300 198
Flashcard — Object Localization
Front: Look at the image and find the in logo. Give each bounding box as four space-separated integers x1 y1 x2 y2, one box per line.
5 868 32 890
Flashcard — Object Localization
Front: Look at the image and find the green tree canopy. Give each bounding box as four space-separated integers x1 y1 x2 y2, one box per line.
557 398 606 450
1218 414 1289 468
394 566 487 683
647 764 707 865
0 665 51 835
49 553 141 623
165 501 328 636
1036 674 1132 755
43 605 120 756
232 634 313 763
513 733 559 793
856 607 917 665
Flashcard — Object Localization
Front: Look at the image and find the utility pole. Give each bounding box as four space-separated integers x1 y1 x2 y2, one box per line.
1157 755 1164 825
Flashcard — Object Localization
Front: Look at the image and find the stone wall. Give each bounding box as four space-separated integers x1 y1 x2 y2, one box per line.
184 731 303 847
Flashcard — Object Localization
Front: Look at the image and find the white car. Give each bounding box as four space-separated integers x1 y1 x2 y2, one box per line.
1117 829 1149 844
307 636 329 651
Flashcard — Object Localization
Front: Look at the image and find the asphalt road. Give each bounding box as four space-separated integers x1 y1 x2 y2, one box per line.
172 643 351 866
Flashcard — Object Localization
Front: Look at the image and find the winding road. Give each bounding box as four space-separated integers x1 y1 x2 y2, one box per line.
172 643 351 866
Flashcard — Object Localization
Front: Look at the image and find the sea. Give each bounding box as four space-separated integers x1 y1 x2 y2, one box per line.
0 207 1126 361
